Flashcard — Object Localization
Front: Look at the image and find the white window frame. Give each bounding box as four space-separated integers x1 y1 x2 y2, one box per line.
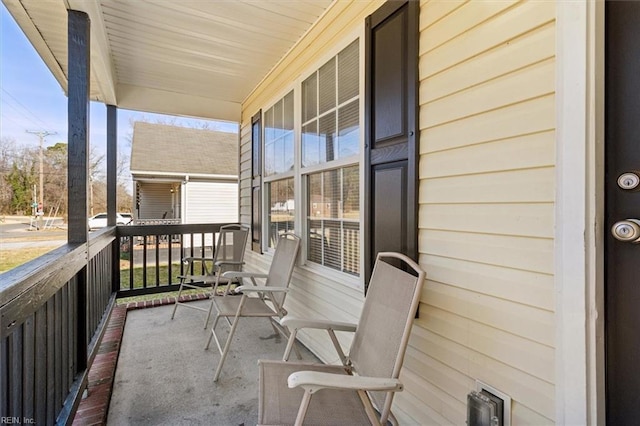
262 88 297 252
297 32 364 287
258 29 365 289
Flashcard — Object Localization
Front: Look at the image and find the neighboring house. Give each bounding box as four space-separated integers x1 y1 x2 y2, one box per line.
130 122 239 224
4 1 638 425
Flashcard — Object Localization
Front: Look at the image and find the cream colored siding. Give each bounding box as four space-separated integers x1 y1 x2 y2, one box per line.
240 0 556 424
239 0 382 369
417 0 556 425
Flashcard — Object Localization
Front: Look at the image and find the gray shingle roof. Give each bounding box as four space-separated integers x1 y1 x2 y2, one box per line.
130 122 238 176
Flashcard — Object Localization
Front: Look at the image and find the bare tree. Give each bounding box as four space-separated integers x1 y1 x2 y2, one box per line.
0 138 18 213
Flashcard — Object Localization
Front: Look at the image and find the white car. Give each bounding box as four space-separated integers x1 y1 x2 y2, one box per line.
88 212 133 230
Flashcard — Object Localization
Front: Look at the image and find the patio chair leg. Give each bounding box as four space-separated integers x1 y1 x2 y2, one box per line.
276 322 302 360
170 280 185 319
283 329 298 361
203 299 215 329
294 390 313 426
204 313 221 350
212 295 247 381
213 318 239 381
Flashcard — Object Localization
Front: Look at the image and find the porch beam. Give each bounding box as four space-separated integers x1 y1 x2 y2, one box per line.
116 83 241 122
68 0 118 105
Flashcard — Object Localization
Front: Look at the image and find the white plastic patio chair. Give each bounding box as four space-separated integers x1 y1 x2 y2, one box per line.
205 233 301 381
257 252 426 426
170 224 249 328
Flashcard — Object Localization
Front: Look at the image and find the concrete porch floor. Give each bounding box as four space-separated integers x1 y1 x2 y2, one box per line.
107 299 318 425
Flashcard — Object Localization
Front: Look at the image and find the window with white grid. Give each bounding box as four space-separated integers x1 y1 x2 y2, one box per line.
302 39 360 275
264 90 295 249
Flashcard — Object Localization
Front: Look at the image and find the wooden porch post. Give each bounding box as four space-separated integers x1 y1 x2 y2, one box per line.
107 105 117 226
67 9 90 370
107 104 121 291
68 10 90 245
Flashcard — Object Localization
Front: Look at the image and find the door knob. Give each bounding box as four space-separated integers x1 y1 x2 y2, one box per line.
611 219 640 243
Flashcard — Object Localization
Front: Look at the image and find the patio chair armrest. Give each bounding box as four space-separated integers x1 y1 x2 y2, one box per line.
281 317 357 333
182 256 212 263
288 371 403 394
215 260 245 267
221 271 269 280
235 285 289 293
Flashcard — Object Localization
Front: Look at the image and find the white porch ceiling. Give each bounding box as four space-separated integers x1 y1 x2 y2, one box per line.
3 0 334 122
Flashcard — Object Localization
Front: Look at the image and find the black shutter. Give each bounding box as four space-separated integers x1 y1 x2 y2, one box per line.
251 111 263 253
364 0 419 286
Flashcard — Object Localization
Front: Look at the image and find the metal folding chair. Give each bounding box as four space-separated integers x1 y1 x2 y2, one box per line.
258 252 426 425
170 224 249 328
205 233 301 381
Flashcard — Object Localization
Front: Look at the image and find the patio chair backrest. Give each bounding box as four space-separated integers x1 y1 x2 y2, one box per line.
215 224 250 275
264 233 301 308
348 252 426 412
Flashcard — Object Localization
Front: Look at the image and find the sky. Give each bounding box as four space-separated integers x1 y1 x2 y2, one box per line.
0 4 237 180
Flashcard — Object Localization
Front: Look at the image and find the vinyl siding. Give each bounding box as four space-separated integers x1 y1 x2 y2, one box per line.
417 1 556 425
240 0 557 424
239 123 252 226
183 181 238 224
138 182 173 219
239 0 383 365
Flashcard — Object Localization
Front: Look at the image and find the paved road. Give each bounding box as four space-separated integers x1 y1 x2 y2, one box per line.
0 217 67 249
0 219 66 239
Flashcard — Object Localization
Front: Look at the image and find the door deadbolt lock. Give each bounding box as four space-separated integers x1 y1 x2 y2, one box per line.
611 219 640 243
617 172 640 190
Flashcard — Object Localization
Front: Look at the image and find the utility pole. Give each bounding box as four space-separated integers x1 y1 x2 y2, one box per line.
27 130 56 230
26 130 57 208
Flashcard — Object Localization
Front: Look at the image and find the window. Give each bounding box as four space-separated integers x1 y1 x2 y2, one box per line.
302 40 359 166
268 178 295 248
302 40 360 275
255 39 361 278
307 166 359 275
264 91 294 177
264 91 295 249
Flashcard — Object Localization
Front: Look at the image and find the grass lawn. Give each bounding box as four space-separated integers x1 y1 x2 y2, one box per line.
0 240 217 305
118 261 221 304
0 245 61 273
118 259 213 288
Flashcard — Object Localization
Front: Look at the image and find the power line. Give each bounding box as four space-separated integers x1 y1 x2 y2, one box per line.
1 87 53 129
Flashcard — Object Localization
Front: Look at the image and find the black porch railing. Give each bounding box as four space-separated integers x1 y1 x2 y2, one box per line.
115 223 225 297
0 222 229 424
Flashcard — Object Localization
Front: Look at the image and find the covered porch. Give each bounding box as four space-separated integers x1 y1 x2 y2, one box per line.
2 0 611 425
1 1 335 424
